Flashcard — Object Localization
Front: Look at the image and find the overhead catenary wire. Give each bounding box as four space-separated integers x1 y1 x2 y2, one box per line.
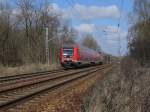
65 0 125 61
64 0 79 20
64 0 102 37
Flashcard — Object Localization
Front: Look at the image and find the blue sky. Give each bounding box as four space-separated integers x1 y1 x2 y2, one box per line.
10 0 133 56
49 0 133 56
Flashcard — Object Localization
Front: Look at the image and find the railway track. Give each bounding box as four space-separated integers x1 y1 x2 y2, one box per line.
0 64 111 111
0 68 65 82
0 66 101 92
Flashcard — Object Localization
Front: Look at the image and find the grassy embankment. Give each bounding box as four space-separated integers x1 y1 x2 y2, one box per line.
82 58 150 112
0 64 60 77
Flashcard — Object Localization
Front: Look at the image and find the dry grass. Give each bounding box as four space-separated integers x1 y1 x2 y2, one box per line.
0 64 60 77
82 58 150 112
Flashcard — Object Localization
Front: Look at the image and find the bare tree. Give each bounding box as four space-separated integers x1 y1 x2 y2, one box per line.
82 34 100 51
128 0 150 65
0 0 17 65
59 24 76 45
0 0 77 66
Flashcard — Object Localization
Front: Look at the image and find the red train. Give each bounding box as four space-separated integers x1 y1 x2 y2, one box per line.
60 44 103 68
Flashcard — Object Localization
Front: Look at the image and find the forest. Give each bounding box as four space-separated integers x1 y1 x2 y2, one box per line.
0 0 100 67
128 0 150 65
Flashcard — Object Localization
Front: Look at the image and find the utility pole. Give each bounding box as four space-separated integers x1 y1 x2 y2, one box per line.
45 27 50 64
118 24 121 59
118 0 124 75
118 24 121 74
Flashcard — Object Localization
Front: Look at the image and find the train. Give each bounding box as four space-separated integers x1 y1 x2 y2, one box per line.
60 44 104 68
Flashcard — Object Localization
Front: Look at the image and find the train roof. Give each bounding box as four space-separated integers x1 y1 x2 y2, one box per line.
62 44 103 54
62 44 79 49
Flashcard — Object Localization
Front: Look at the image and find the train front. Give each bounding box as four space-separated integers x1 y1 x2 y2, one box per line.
60 45 79 68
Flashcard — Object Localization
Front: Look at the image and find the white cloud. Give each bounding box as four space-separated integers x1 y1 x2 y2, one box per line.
73 4 120 20
12 8 21 15
51 3 63 14
51 3 120 20
75 24 95 33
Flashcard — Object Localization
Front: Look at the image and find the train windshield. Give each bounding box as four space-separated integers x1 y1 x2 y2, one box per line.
63 49 73 56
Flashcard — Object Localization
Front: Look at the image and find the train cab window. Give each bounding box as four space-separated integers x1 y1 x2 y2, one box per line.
63 49 73 56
